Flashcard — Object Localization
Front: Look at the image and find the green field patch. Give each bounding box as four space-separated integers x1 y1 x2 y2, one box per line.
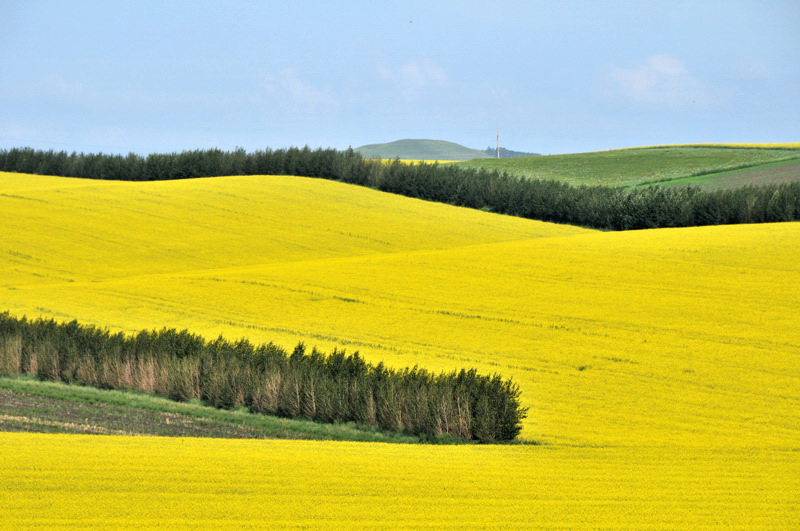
457 146 800 187
655 158 800 190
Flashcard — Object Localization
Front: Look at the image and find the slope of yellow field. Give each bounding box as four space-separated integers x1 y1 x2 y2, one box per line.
2 432 798 528
2 171 799 526
0 171 584 288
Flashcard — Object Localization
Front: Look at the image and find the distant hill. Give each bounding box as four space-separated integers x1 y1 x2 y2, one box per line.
483 147 541 158
355 139 490 161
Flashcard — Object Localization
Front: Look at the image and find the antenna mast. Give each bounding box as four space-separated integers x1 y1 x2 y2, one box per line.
497 128 500 159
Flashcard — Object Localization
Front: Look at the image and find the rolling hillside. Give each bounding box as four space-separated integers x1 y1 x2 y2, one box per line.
457 145 800 188
355 139 489 160
1 170 799 526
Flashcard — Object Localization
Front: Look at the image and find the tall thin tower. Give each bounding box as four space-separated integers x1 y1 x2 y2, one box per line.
497 128 500 159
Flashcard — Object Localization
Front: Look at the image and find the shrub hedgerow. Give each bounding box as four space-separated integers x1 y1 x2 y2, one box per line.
0 312 526 441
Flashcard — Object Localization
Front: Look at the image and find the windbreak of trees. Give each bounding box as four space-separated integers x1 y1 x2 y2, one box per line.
483 147 541 158
1 146 798 230
0 313 527 442
0 146 357 182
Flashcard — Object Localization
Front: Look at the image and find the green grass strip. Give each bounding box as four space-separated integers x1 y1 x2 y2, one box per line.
0 376 422 444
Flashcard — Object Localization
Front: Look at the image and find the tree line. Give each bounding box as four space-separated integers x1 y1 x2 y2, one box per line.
0 312 527 442
483 146 541 158
1 146 798 230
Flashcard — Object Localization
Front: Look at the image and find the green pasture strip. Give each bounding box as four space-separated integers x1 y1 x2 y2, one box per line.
457 147 800 187
652 158 800 190
0 376 421 443
634 143 800 150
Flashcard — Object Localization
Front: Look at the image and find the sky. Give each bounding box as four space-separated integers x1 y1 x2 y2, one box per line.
1 1 799 155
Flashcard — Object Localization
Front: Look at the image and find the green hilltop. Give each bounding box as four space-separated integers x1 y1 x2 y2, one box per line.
355 139 490 161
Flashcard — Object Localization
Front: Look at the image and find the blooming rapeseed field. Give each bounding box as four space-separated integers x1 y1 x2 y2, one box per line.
1 171 799 526
2 432 797 528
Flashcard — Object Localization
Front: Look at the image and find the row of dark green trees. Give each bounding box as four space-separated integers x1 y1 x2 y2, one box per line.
0 313 526 441
1 146 798 230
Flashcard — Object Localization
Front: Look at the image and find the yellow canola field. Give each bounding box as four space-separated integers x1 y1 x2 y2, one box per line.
2 432 798 529
1 171 578 287
2 171 800 526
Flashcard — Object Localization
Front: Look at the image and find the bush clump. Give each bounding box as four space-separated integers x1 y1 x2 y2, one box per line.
0 312 526 441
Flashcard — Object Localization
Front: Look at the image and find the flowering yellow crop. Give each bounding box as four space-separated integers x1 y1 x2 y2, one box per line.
2 171 799 527
1 432 798 528
0 171 578 289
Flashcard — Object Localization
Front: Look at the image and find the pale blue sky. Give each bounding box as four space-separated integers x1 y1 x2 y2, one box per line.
2 1 798 154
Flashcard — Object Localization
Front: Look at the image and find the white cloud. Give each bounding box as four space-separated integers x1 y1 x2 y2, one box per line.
735 56 770 79
609 54 720 107
280 68 337 110
40 74 87 99
0 74 89 102
0 121 38 140
261 68 337 111
379 58 448 101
